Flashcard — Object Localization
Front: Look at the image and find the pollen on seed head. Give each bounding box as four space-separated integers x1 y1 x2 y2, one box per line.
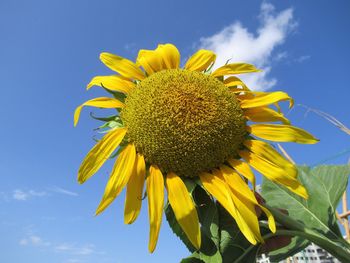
121 69 246 177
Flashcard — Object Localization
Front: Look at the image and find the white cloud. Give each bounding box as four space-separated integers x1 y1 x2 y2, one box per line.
55 243 74 252
29 190 47 197
19 235 51 247
13 189 47 201
198 2 296 90
75 245 95 256
50 186 78 197
19 232 101 258
12 186 77 201
295 55 310 63
274 51 288 61
19 238 28 246
55 243 97 256
13 190 29 201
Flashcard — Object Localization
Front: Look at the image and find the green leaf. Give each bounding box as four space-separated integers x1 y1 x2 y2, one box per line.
180 253 203 263
217 204 259 263
183 178 197 194
193 186 222 263
269 236 310 262
109 143 128 159
180 186 223 263
262 165 350 261
96 121 123 133
102 85 126 103
90 112 119 122
181 186 258 263
165 202 197 253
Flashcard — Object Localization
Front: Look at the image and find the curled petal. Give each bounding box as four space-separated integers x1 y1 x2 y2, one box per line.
74 97 124 126
137 49 164 75
157 44 180 69
100 52 145 80
224 76 249 90
184 49 216 72
87 75 135 93
212 63 261 77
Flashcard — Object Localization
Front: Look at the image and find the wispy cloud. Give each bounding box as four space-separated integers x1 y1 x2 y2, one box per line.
13 189 47 201
198 2 296 90
11 186 78 201
55 243 97 255
295 55 311 63
274 51 288 62
19 235 51 247
13 190 28 201
19 229 103 261
50 186 78 197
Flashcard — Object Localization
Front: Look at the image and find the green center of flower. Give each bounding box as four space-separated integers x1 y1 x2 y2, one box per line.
121 69 246 177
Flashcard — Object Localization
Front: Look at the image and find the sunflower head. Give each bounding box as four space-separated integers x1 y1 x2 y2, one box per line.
74 43 318 253
121 69 246 177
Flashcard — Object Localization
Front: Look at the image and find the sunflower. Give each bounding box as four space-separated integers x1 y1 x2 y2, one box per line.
74 43 318 253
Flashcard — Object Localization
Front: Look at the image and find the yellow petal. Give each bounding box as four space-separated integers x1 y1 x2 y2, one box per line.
137 49 164 75
212 63 261 77
100 52 145 80
78 128 127 184
274 102 281 113
224 76 249 90
74 97 124 126
258 205 276 233
157 44 180 69
124 154 146 224
218 167 264 243
227 158 256 189
95 144 137 215
239 149 308 199
228 88 249 94
199 172 234 217
244 140 296 177
243 107 290 124
240 91 294 109
247 124 319 144
220 165 275 233
166 172 201 250
199 172 257 244
87 75 135 94
236 92 255 101
184 49 216 72
213 168 262 244
147 165 164 253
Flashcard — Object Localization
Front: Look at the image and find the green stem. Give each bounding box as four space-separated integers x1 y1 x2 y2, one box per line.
234 228 350 263
263 204 350 263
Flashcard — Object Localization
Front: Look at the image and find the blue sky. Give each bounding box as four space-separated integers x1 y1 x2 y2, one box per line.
1 0 349 262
